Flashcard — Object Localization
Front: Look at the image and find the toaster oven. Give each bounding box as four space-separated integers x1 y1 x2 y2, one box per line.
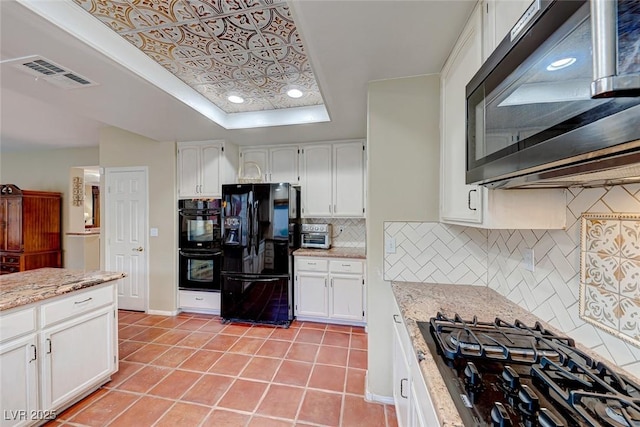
300 224 332 249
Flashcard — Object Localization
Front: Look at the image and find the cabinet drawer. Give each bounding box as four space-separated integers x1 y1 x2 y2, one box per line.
0 306 37 343
296 258 329 272
330 259 363 274
264 256 274 264
41 285 114 327
179 290 220 310
1 254 21 264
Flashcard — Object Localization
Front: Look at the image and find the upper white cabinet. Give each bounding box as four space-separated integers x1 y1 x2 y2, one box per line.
300 140 366 218
177 140 238 199
300 144 332 217
439 3 566 229
239 145 299 184
482 0 534 60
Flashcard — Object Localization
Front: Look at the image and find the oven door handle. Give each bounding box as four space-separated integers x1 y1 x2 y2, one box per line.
223 274 285 283
180 250 222 258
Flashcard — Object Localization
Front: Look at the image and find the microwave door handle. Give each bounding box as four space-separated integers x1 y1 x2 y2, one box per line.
590 0 617 97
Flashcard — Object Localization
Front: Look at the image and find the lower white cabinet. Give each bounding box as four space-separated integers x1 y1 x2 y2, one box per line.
0 281 118 427
294 256 365 326
179 290 221 315
392 301 440 427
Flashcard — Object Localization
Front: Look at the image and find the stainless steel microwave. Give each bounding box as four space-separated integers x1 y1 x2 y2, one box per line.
466 0 640 189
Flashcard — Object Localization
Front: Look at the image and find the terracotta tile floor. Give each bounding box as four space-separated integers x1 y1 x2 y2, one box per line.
47 311 398 427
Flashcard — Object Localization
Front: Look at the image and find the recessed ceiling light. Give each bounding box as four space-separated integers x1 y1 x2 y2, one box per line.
546 57 576 71
228 95 244 104
287 88 304 99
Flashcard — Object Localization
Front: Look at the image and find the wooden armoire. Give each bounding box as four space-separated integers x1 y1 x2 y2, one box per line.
0 184 62 274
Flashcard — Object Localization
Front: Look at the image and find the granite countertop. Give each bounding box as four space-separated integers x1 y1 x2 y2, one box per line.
0 268 126 311
293 247 366 259
391 282 640 427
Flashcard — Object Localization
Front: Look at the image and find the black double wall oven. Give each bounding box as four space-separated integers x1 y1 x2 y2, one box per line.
178 200 222 292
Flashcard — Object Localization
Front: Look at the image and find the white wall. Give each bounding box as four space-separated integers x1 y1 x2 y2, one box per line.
0 147 99 265
99 127 177 313
366 74 440 398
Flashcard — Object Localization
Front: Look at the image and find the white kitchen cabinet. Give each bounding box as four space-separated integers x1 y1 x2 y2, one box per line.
392 301 440 427
0 281 118 427
482 0 534 61
179 290 221 315
295 257 365 325
239 145 299 184
0 334 38 427
178 140 238 199
300 140 366 218
333 142 365 217
41 307 114 410
439 3 566 229
296 272 329 318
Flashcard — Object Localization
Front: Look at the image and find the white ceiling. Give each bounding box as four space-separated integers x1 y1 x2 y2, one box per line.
0 0 475 152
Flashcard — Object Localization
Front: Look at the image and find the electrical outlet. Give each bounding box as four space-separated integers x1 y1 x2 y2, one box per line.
522 248 535 272
385 237 396 254
338 226 344 233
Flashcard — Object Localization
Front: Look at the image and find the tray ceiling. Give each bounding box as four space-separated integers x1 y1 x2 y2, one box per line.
72 0 324 114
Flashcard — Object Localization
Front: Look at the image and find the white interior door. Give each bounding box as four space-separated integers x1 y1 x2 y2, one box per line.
105 168 148 311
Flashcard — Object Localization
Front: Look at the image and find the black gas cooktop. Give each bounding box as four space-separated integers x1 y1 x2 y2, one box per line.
417 313 640 427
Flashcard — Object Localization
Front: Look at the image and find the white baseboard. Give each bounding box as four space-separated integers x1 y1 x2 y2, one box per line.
364 370 394 405
146 309 179 316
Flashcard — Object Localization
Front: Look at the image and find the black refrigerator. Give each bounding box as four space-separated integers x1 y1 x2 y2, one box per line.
220 183 300 327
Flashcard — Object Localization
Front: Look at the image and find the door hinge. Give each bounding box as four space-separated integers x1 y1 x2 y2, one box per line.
362 279 365 285
362 207 365 214
295 304 298 310
363 145 365 151
114 355 117 365
297 149 300 154
362 310 365 317
221 146 224 152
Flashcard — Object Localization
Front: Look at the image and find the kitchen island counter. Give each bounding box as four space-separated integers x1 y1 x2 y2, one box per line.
293 247 365 259
0 267 125 311
391 281 640 427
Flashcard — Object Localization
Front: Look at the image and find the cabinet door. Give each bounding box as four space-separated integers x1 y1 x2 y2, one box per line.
1 198 23 252
392 320 411 427
483 0 533 60
41 307 115 410
0 334 38 427
200 144 222 197
300 145 332 218
333 143 365 217
329 274 363 321
269 146 299 184
296 272 329 317
241 148 269 182
177 145 200 198
440 5 483 224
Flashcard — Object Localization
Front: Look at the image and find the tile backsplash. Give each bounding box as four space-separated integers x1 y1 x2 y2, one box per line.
384 185 640 378
304 218 366 248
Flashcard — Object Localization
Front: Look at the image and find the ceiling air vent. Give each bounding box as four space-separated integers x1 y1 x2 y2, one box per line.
10 55 98 89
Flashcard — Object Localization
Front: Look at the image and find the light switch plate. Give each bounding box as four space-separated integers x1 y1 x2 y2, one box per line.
522 248 534 272
150 227 159 237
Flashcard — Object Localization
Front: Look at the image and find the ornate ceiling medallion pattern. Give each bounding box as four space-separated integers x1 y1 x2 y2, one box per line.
72 0 323 113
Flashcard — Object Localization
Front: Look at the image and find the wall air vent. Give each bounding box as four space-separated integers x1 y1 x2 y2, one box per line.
9 55 98 89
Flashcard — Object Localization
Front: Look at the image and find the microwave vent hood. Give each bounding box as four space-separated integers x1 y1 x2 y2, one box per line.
466 0 640 189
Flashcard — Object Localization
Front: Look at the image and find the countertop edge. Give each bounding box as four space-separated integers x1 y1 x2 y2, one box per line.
292 247 366 259
1 268 126 312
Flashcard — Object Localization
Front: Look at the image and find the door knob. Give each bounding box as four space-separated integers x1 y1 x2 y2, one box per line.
132 247 144 252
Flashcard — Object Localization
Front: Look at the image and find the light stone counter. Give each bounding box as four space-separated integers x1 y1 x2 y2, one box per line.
293 247 366 259
391 281 640 427
0 267 126 311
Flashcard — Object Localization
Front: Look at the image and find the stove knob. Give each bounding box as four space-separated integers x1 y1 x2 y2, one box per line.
464 362 482 388
502 366 520 391
491 402 512 427
538 408 563 427
518 385 539 416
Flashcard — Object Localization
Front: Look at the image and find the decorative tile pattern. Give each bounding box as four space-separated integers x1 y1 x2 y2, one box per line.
72 0 323 113
304 218 366 248
580 213 640 347
383 222 487 285
382 185 640 378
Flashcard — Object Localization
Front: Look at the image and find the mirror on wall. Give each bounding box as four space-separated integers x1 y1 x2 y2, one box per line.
83 168 100 228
